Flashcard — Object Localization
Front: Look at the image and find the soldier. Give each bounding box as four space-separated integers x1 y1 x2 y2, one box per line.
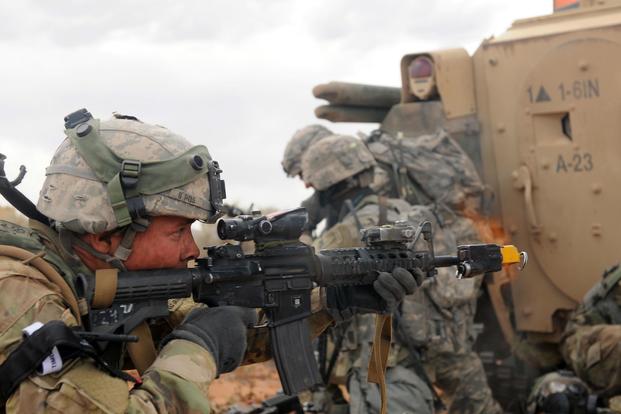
526 263 621 413
526 371 595 413
283 125 485 244
281 124 333 236
302 134 502 414
282 124 333 180
0 110 419 413
549 264 621 410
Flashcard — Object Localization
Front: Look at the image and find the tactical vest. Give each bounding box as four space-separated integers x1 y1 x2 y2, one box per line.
580 264 621 325
0 221 136 412
0 220 84 320
0 219 160 373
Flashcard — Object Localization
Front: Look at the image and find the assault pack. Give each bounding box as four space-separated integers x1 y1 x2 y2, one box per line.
365 128 485 213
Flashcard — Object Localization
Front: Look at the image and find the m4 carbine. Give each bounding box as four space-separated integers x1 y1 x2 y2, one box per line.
81 208 525 396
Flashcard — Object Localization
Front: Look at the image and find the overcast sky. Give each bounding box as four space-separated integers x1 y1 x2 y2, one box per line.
0 0 551 214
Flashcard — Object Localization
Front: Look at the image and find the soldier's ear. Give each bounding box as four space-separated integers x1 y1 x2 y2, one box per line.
82 232 116 255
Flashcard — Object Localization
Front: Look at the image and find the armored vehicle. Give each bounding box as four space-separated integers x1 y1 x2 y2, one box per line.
312 0 621 409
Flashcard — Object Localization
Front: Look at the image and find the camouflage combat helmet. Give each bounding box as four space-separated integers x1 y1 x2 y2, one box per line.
527 371 592 414
37 109 226 268
281 124 332 177
301 134 376 191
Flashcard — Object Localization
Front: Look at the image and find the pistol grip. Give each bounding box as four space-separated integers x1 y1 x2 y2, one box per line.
270 318 322 395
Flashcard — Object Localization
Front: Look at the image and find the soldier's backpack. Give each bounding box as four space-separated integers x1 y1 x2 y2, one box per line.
364 128 484 213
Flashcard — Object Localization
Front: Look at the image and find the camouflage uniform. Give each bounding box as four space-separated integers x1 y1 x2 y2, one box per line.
0 112 235 413
305 135 501 414
403 272 502 414
364 129 484 215
314 195 439 414
0 219 216 413
0 216 339 413
0 114 358 413
293 129 485 238
560 265 621 394
315 196 501 414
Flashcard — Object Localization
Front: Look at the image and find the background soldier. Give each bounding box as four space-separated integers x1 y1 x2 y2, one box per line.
302 134 502 414
282 125 485 244
0 111 418 412
282 124 334 237
528 265 621 412
282 124 333 180
561 265 621 395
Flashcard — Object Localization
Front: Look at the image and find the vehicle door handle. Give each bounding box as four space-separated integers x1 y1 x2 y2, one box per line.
513 165 541 235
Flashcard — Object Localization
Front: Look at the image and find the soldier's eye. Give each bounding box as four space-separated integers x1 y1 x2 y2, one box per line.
169 228 185 238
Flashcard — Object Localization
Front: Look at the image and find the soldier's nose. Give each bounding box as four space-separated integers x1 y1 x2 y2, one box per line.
182 235 200 262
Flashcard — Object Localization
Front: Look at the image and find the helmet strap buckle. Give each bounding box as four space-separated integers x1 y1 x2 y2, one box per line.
120 160 141 189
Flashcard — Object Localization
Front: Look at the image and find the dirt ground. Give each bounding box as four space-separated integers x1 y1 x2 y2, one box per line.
208 361 282 413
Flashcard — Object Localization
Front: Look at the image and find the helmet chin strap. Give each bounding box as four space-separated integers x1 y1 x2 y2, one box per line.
110 218 150 268
59 218 150 272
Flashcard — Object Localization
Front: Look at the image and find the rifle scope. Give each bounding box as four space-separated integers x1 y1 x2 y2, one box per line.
217 214 272 241
217 208 309 242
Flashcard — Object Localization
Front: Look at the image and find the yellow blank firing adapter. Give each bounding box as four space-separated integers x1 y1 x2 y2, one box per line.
501 245 528 270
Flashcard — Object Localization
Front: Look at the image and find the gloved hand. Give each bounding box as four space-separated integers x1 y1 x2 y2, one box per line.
163 306 257 374
373 267 423 311
326 267 423 320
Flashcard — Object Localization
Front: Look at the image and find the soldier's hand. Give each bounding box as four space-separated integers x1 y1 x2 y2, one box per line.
373 267 422 311
325 267 422 319
163 306 257 374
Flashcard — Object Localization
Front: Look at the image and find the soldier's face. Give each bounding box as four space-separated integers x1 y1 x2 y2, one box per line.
120 216 200 270
78 215 200 271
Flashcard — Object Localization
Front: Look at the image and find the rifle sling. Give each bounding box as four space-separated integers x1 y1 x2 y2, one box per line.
91 270 156 374
126 321 157 374
92 269 118 309
344 199 363 231
367 314 392 414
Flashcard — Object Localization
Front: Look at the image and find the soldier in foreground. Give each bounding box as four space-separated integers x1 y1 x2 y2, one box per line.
301 135 502 414
0 111 419 412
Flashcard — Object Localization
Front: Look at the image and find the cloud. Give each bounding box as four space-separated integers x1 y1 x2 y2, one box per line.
0 0 297 46
0 0 551 212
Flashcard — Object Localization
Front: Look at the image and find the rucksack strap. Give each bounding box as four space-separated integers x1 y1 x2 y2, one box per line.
0 245 82 324
393 310 446 411
377 196 388 226
344 199 363 231
0 320 135 406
